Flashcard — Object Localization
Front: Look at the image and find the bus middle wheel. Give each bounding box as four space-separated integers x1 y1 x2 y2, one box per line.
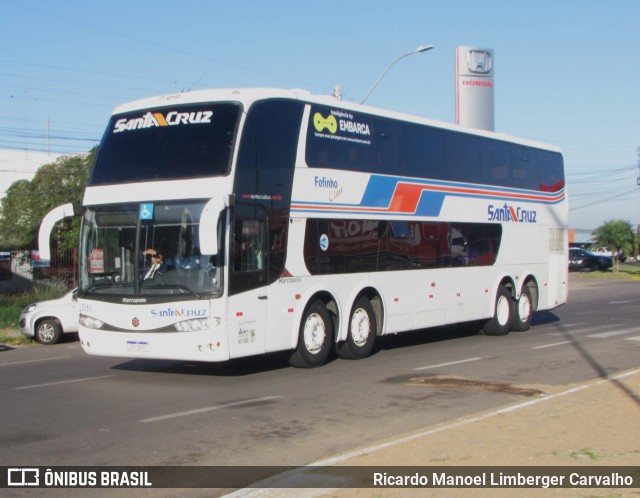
289 300 333 368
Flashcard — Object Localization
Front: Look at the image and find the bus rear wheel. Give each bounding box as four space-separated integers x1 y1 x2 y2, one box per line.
289 300 333 368
483 286 512 336
511 286 533 332
337 297 376 360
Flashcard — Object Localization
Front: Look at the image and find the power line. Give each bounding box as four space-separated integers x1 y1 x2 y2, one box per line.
0 0 332 92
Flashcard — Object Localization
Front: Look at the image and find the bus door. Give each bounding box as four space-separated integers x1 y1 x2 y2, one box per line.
228 214 269 358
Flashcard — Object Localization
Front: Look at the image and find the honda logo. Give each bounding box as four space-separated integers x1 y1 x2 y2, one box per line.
467 50 493 74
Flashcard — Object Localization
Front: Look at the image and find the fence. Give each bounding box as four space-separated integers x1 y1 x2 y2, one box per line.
0 249 77 293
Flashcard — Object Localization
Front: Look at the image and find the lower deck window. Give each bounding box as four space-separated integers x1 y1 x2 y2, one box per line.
303 219 501 275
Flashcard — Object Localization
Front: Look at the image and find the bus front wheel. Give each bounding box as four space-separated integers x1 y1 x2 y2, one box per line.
483 286 512 336
337 297 376 360
289 300 333 368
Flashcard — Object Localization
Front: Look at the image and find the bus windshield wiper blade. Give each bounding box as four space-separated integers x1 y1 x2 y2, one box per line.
141 283 201 298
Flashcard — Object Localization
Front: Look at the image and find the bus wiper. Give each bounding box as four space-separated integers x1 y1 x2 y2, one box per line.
141 283 201 298
84 281 132 293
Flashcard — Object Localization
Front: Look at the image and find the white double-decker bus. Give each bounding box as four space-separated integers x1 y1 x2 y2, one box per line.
39 88 567 367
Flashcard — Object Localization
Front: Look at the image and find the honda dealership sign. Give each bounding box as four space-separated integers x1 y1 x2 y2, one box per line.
456 46 494 131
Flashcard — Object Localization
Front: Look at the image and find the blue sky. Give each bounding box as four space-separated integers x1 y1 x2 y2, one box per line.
1 0 639 232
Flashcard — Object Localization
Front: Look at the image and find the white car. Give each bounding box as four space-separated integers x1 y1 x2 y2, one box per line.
19 288 79 345
591 247 626 262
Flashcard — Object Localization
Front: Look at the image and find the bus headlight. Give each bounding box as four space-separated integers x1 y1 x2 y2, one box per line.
174 317 220 332
80 315 105 329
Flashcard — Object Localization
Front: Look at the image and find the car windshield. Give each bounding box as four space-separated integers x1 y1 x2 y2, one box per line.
79 202 223 298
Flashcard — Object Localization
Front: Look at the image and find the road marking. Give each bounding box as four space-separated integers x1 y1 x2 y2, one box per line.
414 357 483 371
625 336 640 342
140 395 284 423
14 375 115 390
588 327 640 339
548 327 602 336
609 300 640 304
0 356 69 367
532 341 574 350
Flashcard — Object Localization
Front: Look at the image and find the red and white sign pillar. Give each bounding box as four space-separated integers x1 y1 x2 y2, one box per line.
456 46 495 131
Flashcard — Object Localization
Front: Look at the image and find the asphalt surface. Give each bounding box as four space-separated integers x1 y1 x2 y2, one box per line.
1 274 639 497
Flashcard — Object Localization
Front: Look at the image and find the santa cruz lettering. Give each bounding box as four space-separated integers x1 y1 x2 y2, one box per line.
113 110 213 133
488 203 537 223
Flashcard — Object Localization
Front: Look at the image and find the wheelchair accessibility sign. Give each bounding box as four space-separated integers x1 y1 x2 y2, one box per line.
139 204 154 220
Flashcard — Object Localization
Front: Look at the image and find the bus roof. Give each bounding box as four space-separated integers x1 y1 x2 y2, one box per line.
112 87 561 153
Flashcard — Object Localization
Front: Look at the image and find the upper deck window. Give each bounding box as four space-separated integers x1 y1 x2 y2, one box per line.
305 104 564 193
89 102 241 185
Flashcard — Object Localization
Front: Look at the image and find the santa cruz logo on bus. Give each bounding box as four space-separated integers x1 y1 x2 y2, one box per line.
488 203 537 223
313 110 371 136
113 110 213 133
150 307 208 318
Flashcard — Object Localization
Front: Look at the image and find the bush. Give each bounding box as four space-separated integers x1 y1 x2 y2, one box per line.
0 280 72 329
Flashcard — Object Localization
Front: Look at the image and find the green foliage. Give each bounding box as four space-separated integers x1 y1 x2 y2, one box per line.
0 304 23 329
591 219 636 270
0 280 71 328
0 147 96 250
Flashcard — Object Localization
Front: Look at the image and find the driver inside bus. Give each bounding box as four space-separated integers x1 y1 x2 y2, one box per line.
142 248 167 279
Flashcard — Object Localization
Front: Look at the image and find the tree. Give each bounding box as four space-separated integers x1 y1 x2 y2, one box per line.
0 148 96 251
590 219 635 270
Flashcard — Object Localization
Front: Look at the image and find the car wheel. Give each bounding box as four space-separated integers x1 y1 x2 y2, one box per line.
36 319 62 345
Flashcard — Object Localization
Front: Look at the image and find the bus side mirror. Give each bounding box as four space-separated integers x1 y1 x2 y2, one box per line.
38 203 78 261
199 198 227 255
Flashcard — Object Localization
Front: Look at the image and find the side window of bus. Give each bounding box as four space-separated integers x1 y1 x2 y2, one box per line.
538 150 564 192
403 124 446 180
445 133 481 184
510 145 539 190
229 213 268 295
451 223 502 267
233 219 266 273
481 140 511 187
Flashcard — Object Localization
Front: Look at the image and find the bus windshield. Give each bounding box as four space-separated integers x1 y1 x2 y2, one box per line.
79 202 222 298
89 102 241 185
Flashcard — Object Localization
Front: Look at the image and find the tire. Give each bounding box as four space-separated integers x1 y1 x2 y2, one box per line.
511 286 533 332
483 286 512 336
336 297 376 360
289 301 333 368
36 319 62 345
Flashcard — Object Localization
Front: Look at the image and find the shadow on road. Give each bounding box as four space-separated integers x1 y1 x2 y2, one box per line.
553 322 640 409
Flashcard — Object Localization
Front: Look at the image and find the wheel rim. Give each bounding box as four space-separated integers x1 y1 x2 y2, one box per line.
518 294 532 323
496 295 511 326
350 308 371 347
303 313 326 354
38 323 56 342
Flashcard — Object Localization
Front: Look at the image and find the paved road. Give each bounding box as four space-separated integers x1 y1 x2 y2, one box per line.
1 278 638 489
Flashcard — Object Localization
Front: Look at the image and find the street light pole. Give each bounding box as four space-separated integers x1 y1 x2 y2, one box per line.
360 44 434 105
